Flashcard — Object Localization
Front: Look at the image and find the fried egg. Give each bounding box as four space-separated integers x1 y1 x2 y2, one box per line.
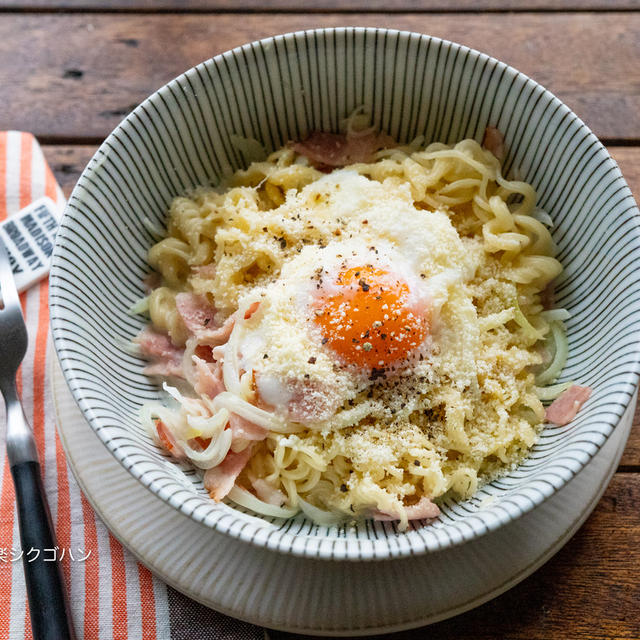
236 172 475 425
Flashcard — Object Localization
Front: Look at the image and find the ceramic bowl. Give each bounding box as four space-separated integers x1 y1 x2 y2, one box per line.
50 27 640 560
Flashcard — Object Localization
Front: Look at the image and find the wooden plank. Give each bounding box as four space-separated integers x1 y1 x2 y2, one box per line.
2 0 640 10
3 13 640 141
270 474 640 640
43 145 96 197
610 147 640 190
622 405 640 467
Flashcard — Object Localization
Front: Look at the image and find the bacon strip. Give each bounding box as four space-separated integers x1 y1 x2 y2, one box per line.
374 497 440 521
251 478 287 506
255 373 342 424
204 446 253 501
156 420 186 461
175 292 235 344
142 360 183 377
292 130 394 169
228 413 268 441
192 357 226 398
134 327 184 377
546 385 592 426
482 126 505 162
175 292 216 332
135 327 182 359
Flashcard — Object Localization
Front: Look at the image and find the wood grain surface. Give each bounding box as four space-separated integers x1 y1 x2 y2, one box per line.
2 12 640 141
3 0 640 10
7 4 640 636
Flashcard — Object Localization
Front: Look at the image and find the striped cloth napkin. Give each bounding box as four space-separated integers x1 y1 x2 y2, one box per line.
0 131 269 640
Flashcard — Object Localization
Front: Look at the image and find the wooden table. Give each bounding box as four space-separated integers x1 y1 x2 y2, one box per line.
2 2 639 638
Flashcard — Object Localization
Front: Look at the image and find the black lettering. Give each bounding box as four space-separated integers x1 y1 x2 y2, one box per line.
42 215 57 233
40 239 53 257
22 213 55 258
36 206 58 234
5 220 21 241
6 250 23 274
26 254 43 269
23 214 38 235
4 221 33 258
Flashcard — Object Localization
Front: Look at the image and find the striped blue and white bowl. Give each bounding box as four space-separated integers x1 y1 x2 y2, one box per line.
50 28 640 561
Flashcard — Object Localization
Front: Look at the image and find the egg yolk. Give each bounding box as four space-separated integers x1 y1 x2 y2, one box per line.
312 265 430 369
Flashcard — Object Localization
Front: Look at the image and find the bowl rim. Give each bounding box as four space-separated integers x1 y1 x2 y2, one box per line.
50 26 640 561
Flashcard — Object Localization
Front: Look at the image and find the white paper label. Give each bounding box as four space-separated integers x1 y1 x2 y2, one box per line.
0 197 62 293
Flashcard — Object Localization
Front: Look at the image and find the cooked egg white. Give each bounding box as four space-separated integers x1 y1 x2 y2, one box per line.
233 172 483 426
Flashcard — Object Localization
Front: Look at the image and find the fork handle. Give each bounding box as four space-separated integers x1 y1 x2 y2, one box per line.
11 461 76 640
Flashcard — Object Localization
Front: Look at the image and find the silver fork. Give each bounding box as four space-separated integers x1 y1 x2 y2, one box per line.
0 236 75 640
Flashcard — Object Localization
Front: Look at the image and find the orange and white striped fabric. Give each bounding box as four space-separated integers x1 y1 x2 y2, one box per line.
0 132 266 640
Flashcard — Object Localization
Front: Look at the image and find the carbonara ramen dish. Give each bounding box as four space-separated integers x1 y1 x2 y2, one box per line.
133 123 591 530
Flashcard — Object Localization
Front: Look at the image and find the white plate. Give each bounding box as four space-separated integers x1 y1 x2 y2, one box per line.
51 354 635 636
